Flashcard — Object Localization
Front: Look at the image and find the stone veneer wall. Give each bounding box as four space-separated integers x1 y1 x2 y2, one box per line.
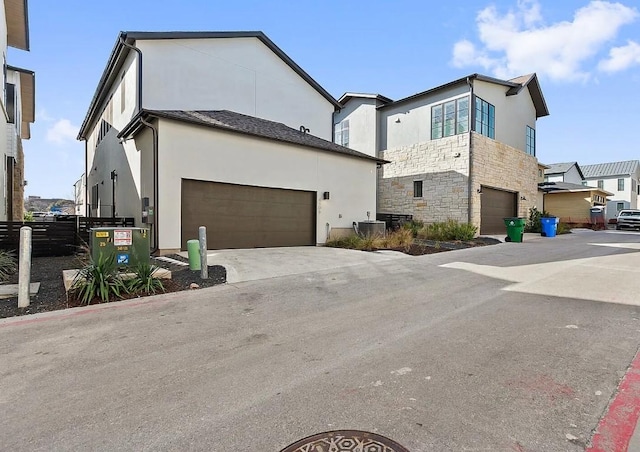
378 134 470 223
470 132 539 229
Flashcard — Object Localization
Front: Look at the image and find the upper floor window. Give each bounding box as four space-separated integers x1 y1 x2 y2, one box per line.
474 97 495 139
597 180 604 189
120 73 126 113
334 120 349 147
5 83 15 124
431 96 469 140
618 178 625 191
582 181 588 186
526 126 535 156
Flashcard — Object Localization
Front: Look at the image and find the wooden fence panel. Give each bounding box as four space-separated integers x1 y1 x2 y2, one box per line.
0 217 135 257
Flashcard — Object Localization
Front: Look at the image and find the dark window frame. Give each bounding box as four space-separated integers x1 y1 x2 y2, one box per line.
526 126 535 156
413 180 423 198
474 96 495 139
431 96 469 140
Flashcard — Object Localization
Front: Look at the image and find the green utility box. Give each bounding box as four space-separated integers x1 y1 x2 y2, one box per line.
90 227 150 268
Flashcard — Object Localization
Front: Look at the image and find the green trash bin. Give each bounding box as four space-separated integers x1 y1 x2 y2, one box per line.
503 217 526 243
186 239 201 270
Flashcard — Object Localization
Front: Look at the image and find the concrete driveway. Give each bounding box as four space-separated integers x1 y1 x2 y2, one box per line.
178 246 407 283
2 230 640 451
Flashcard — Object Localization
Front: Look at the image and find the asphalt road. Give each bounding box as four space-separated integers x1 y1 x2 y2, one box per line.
1 230 640 451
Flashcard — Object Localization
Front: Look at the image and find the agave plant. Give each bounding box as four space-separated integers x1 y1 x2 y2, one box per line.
0 250 17 282
71 254 128 304
127 263 165 295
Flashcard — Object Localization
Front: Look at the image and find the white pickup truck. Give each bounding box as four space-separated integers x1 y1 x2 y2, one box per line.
616 209 640 230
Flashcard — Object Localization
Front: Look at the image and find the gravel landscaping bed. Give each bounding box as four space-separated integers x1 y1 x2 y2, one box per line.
0 254 226 319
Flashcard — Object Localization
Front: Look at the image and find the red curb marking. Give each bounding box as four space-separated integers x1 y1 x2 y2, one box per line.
0 292 183 329
587 350 640 452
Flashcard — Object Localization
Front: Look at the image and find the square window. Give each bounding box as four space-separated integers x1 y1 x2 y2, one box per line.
413 180 423 198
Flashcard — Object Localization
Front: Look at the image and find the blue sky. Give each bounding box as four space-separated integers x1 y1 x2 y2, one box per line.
8 0 640 199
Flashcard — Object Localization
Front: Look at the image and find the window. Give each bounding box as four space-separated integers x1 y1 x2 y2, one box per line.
91 184 99 210
474 97 495 139
632 179 637 194
334 120 349 147
526 126 535 156
582 181 588 186
618 178 625 191
413 180 423 198
120 73 126 113
5 83 15 123
597 180 604 189
617 202 624 212
431 96 469 139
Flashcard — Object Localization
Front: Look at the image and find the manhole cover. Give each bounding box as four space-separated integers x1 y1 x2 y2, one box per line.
280 430 410 452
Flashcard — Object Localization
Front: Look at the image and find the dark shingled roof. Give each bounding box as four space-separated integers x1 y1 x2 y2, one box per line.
120 110 387 164
582 160 640 178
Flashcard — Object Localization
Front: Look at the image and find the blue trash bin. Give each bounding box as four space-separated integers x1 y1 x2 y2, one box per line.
540 217 559 237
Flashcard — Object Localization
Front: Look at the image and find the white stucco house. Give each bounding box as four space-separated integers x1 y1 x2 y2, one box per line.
0 0 34 221
334 73 549 234
543 162 585 185
77 31 384 253
581 160 640 220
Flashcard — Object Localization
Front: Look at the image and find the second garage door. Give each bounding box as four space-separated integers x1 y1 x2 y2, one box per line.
181 179 316 250
480 186 517 234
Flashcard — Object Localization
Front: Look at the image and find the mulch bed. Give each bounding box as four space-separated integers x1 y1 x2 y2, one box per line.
0 254 226 319
382 237 502 255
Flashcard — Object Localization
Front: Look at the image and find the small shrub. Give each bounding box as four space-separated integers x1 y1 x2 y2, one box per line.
326 234 362 249
557 222 572 235
402 219 425 238
381 228 414 250
418 219 477 241
71 254 128 304
357 234 383 251
23 211 33 222
525 207 553 233
0 250 17 282
127 263 165 295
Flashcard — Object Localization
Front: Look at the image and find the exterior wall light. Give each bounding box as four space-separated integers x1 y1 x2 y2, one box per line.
323 191 330 200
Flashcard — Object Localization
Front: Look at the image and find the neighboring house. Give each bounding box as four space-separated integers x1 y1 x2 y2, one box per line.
73 174 85 216
78 31 383 253
0 0 34 221
581 160 640 220
538 181 612 224
335 73 549 234
543 162 584 184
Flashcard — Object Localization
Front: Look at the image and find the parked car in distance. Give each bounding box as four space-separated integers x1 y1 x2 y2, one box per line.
616 209 640 230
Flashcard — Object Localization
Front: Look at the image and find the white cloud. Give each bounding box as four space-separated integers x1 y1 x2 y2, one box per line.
451 1 639 82
37 107 54 122
46 119 78 145
598 40 640 72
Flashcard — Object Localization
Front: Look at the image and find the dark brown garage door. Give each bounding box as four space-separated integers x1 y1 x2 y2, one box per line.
480 186 517 234
181 179 316 250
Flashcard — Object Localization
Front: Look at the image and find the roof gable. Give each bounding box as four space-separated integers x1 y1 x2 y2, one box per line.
543 162 584 179
376 73 549 118
78 31 339 139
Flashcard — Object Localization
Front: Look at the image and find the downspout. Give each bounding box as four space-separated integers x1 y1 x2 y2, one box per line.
118 35 143 112
120 35 158 252
84 141 89 217
467 77 475 225
140 117 159 254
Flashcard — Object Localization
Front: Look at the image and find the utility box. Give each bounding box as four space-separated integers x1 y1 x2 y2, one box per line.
90 227 150 268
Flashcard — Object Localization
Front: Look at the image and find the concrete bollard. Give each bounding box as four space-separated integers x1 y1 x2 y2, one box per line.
18 226 32 308
198 226 208 279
